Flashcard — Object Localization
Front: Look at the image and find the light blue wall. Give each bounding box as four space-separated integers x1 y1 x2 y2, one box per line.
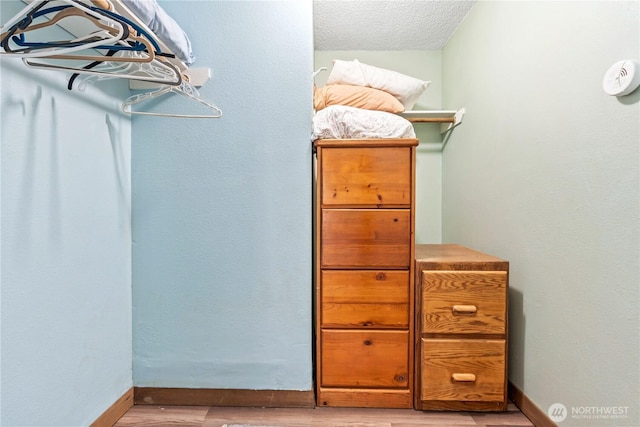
132 1 314 389
0 2 133 425
442 1 639 425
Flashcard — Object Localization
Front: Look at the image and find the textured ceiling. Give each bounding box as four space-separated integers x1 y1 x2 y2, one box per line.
313 0 476 51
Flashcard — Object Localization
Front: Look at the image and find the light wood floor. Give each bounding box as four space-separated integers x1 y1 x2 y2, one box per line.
114 402 535 427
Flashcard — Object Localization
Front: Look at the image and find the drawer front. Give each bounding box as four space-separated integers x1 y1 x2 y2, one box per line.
322 270 409 328
320 147 412 206
322 303 408 328
322 209 411 268
421 271 507 335
420 339 505 402
321 330 409 388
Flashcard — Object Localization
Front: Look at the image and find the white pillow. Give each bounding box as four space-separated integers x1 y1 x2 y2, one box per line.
326 59 430 110
122 0 196 65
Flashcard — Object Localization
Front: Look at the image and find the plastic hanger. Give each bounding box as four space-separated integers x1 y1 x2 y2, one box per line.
6 4 119 38
3 0 215 118
23 53 182 86
10 29 157 63
0 0 126 58
312 67 327 80
66 52 182 89
2 2 163 64
122 80 222 118
92 5 163 54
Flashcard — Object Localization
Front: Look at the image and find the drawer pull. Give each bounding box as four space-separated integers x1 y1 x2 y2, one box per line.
451 373 476 382
452 304 477 315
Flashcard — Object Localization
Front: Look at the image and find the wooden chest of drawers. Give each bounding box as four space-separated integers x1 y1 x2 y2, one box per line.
314 138 418 408
415 244 509 411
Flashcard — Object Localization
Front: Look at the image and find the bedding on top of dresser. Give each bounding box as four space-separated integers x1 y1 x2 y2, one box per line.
312 105 416 140
311 59 427 140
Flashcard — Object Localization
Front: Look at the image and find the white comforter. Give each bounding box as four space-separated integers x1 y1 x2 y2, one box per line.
312 105 416 140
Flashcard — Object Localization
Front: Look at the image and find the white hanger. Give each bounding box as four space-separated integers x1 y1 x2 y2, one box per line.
69 54 174 90
22 53 182 86
122 80 222 118
312 67 327 80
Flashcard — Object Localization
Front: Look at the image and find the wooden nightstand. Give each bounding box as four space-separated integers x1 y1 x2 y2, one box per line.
414 244 509 411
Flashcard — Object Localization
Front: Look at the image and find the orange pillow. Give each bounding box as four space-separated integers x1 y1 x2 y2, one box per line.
314 84 405 113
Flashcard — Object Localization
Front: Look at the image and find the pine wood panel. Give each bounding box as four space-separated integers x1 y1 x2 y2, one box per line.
321 209 410 268
415 399 509 412
415 244 508 271
320 147 411 206
415 245 509 412
321 330 409 388
322 270 409 328
314 138 419 148
322 303 409 328
322 270 409 303
420 339 506 402
316 388 413 409
315 138 417 409
421 271 507 335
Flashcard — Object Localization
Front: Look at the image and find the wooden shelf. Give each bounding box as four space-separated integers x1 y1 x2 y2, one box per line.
399 109 465 134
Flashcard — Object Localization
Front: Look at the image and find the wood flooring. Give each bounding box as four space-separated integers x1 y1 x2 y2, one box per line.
114 402 535 427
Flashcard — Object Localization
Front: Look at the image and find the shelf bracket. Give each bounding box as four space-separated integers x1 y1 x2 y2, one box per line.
440 108 465 134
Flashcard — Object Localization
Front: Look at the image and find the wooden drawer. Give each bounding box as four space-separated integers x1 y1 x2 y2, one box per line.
421 271 507 335
320 147 412 206
420 338 505 402
321 270 409 328
321 209 411 268
321 330 409 388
